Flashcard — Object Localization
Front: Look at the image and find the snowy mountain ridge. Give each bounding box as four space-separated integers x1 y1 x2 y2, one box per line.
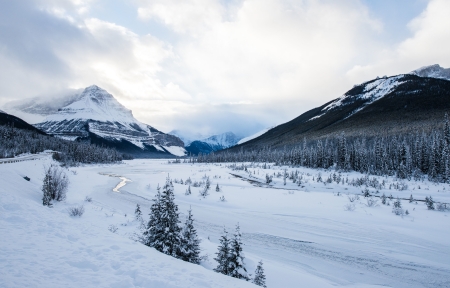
410 64 450 81
311 75 405 121
184 132 242 155
201 132 241 149
33 85 185 157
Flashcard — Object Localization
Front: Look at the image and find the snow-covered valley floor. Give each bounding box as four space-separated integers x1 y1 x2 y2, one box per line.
1 156 450 287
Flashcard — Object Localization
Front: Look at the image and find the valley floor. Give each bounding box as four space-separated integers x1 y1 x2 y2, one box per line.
1 156 450 287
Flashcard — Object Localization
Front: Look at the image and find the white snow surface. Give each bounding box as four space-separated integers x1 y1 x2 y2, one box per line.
237 128 272 145
1 156 450 287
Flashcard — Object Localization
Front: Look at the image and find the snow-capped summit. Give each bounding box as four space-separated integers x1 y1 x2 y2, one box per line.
410 64 450 81
34 85 185 157
46 85 135 123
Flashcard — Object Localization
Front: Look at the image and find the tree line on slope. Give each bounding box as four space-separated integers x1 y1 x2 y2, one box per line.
197 114 450 184
138 176 267 287
0 124 124 164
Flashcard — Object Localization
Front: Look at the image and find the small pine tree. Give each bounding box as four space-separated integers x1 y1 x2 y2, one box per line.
185 185 191 195
216 184 220 192
135 204 142 221
229 224 250 280
159 176 181 257
143 185 163 249
42 169 53 207
252 260 267 287
409 194 414 203
178 208 201 264
393 197 402 208
425 196 435 210
214 227 231 275
381 193 387 205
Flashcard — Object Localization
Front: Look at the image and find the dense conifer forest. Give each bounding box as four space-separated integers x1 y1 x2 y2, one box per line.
0 124 125 164
198 115 450 183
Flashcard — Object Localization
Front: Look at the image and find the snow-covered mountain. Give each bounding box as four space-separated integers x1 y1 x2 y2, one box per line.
184 132 242 155
231 64 450 150
410 64 450 81
32 85 185 157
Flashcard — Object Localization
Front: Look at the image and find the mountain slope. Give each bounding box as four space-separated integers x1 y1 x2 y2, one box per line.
185 132 241 155
32 85 185 157
0 110 47 135
229 70 450 151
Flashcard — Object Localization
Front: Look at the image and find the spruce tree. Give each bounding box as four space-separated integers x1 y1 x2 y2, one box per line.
159 176 181 257
214 227 231 275
42 168 53 207
135 204 142 221
178 208 201 264
229 224 250 280
216 183 220 192
425 196 435 210
253 260 267 287
143 185 164 249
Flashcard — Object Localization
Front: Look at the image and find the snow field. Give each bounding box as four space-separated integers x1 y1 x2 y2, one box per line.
1 157 450 287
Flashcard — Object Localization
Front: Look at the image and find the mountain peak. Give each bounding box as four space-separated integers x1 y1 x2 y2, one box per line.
410 64 450 81
44 85 134 123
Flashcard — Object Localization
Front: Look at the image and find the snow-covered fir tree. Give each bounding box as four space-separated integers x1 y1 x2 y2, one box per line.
143 178 182 257
252 260 267 287
159 176 182 257
228 223 250 280
214 227 231 275
178 208 201 264
42 169 53 207
142 185 164 249
135 204 142 221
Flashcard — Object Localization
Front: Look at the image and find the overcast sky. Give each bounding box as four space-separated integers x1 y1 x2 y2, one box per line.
1 0 449 138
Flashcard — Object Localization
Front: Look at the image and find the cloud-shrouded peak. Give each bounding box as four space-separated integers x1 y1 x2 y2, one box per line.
45 85 135 123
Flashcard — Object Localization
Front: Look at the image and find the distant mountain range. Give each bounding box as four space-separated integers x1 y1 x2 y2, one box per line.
227 64 450 151
170 131 242 155
6 85 185 158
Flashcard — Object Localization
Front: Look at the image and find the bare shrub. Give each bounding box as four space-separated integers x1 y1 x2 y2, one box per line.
436 202 448 211
108 224 118 233
347 195 359 202
84 196 92 202
42 165 69 206
366 198 379 207
68 205 85 217
344 203 356 211
392 207 404 216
